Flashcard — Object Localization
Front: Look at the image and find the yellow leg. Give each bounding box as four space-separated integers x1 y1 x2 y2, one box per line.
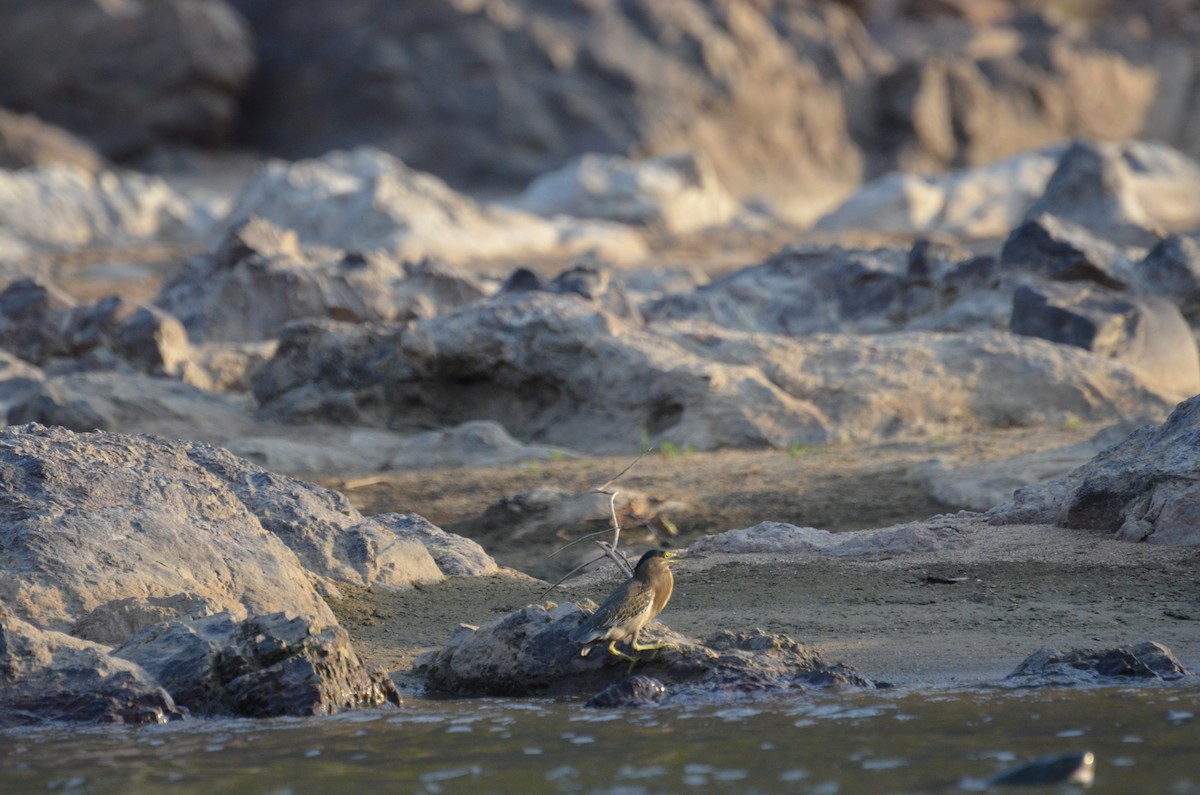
606 640 640 663
631 638 677 654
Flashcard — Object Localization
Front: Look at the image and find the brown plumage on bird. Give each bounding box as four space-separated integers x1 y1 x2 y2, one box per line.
570 549 682 663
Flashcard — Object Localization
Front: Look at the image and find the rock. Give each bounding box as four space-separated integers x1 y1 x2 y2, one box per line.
229 0 870 200
113 612 400 718
419 601 869 698
156 218 489 343
988 752 1096 787
252 292 1176 453
478 486 682 545
688 521 964 557
0 108 104 172
502 262 643 322
1008 641 1188 686
585 675 667 708
915 418 1158 511
989 395 1200 544
0 165 208 252
1010 281 1200 400
215 148 646 266
873 31 1158 174
814 147 1064 240
1140 235 1200 324
0 352 44 423
0 424 444 643
511 152 739 234
1000 213 1137 290
370 513 499 578
0 0 254 159
0 614 184 727
1027 139 1200 246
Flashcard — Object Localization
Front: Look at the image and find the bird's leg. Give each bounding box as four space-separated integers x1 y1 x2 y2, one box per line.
605 640 640 664
631 638 677 656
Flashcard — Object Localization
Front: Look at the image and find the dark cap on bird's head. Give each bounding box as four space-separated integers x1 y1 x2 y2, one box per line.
634 549 681 568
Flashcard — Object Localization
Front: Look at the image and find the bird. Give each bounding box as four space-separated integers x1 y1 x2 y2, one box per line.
571 549 682 663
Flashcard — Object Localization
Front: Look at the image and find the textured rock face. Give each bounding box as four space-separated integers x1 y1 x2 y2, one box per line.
420 602 869 698
1010 282 1200 400
252 291 1173 453
0 424 447 642
155 219 488 343
229 0 869 199
0 614 184 727
0 0 255 159
1008 642 1188 686
688 521 964 557
113 612 401 718
990 396 1200 545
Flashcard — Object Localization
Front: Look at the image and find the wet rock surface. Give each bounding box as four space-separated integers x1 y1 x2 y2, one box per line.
113 612 401 718
419 602 871 699
1008 641 1189 686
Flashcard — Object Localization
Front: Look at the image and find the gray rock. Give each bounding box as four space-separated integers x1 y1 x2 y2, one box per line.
688 521 965 557
0 165 208 253
0 424 444 642
585 675 667 708
215 148 646 266
511 152 739 234
113 612 400 718
1008 641 1188 686
1010 281 1200 400
0 614 183 727
372 513 499 577
419 602 869 698
0 352 43 423
1141 235 1200 323
0 0 254 159
156 218 488 343
990 395 1200 544
252 292 1176 453
1000 214 1137 290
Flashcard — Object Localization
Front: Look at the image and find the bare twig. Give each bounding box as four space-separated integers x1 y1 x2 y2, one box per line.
595 446 652 493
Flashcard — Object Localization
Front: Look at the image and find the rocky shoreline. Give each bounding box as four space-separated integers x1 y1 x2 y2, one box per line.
2 0 1199 724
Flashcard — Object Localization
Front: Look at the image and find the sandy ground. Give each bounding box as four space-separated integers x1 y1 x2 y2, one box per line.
327 427 1200 690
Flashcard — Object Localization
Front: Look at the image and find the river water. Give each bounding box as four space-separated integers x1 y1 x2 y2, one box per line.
3 685 1197 794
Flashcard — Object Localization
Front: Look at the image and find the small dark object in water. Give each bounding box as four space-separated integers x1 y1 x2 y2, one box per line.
988 751 1095 787
585 675 667 708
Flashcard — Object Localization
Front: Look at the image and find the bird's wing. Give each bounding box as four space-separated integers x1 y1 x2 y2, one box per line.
571 579 655 644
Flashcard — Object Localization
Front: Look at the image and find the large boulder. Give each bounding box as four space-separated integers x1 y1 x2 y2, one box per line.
990 395 1200 544
251 291 1174 453
215 148 646 266
511 152 739 234
0 0 254 159
0 424 445 643
156 218 489 343
112 612 400 718
1010 282 1200 400
1026 139 1200 246
419 601 869 698
229 0 872 202
0 614 184 727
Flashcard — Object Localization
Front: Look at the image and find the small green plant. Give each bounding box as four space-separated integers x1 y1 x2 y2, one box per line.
1064 416 1083 431
551 449 566 461
659 441 694 458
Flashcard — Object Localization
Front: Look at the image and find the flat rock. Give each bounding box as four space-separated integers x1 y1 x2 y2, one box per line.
0 613 183 727
419 602 870 698
113 611 401 718
252 292 1175 453
689 521 964 557
1008 641 1188 687
990 395 1200 544
0 424 447 643
215 148 646 266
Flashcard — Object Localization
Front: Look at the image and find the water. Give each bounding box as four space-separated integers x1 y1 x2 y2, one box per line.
3 686 1197 794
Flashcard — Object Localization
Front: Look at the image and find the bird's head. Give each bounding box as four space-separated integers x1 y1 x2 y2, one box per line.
633 548 689 571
